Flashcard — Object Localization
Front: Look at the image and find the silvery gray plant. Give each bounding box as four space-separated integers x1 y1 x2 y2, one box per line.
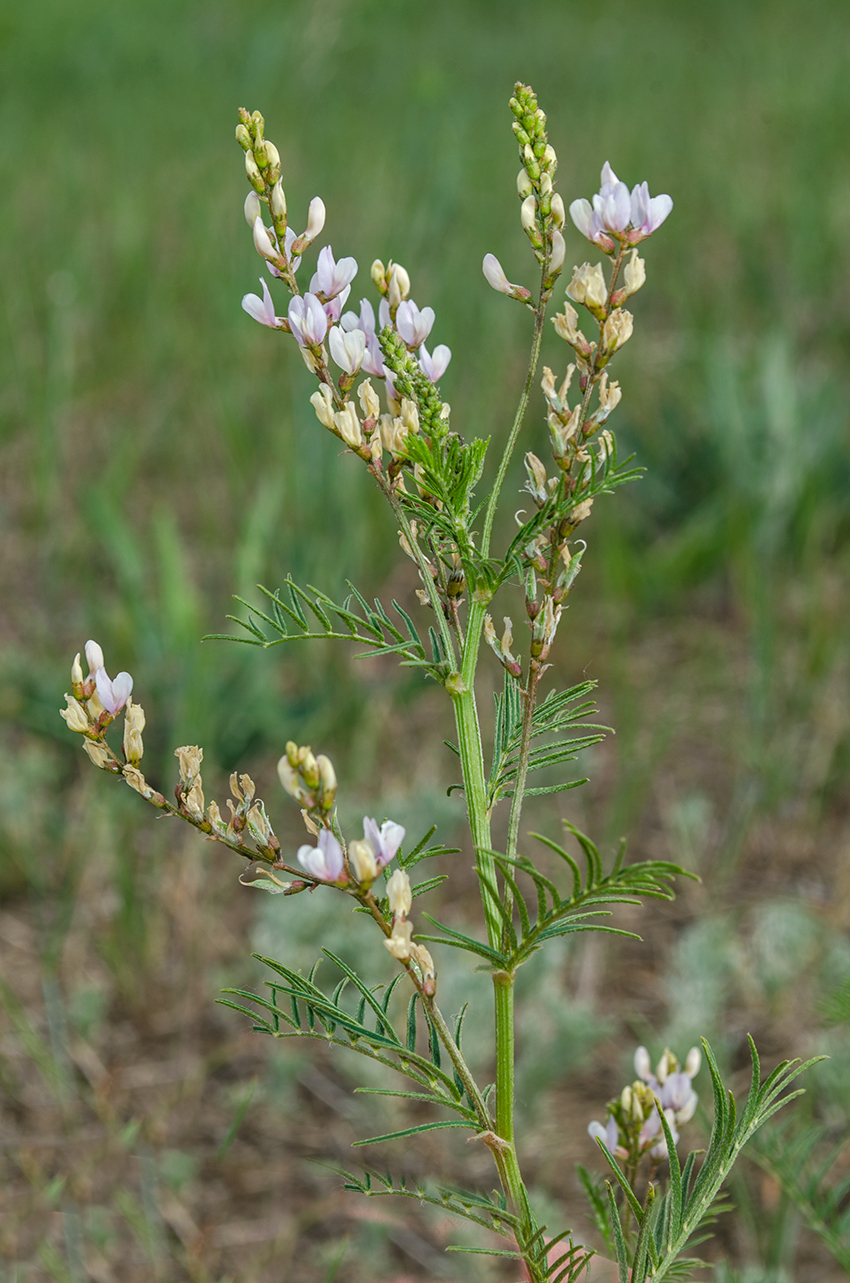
60 84 820 1282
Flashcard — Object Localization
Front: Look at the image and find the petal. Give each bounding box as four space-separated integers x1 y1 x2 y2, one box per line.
429 344 451 381
318 830 344 879
482 252 512 293
111 672 133 710
648 193 673 231
242 290 275 327
600 161 619 188
328 325 349 370
85 639 105 672
95 667 115 713
569 198 593 239
378 820 405 864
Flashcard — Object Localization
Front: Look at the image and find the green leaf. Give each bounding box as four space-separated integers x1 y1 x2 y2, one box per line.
353 1119 474 1147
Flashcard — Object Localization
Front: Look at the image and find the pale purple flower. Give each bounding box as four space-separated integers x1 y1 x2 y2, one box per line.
396 300 435 348
378 298 391 331
363 817 405 869
418 342 451 382
591 162 632 234
634 1045 653 1082
242 278 285 329
297 829 344 881
287 293 328 346
660 1072 698 1122
95 666 133 715
323 285 351 325
588 1115 622 1155
628 181 673 242
310 245 358 300
639 1105 679 1161
85 639 104 674
570 162 672 247
328 325 366 374
341 298 377 340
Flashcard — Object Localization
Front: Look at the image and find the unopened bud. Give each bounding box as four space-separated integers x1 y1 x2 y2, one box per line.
520 194 537 232
685 1047 701 1078
235 123 252 150
245 151 264 193
71 653 84 687
316 754 337 810
371 259 386 291
550 193 565 229
278 755 310 803
270 180 287 222
388 262 410 309
85 640 104 673
348 838 378 885
263 141 281 183
549 230 566 275
517 169 533 199
299 748 320 789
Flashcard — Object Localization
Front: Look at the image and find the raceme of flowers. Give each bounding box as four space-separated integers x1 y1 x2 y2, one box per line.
588 1045 700 1164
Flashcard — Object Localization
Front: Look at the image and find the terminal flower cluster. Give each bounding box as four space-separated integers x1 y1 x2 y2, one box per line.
588 1045 701 1165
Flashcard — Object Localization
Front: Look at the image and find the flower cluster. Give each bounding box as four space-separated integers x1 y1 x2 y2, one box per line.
481 82 565 304
588 1045 701 1165
570 162 672 253
235 109 451 480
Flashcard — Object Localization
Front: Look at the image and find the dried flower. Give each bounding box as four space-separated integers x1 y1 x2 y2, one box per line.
384 918 413 961
60 695 90 735
386 868 412 918
82 739 112 769
122 698 145 766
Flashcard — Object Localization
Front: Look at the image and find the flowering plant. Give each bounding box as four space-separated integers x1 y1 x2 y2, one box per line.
60 84 818 1281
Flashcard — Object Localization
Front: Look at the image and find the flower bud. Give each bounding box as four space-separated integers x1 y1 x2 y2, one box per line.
550 193 565 229
245 151 264 193
85 640 105 674
270 180 287 222
316 754 337 810
517 169 533 199
244 191 262 228
685 1047 701 1079
386 868 412 919
520 194 537 232
299 748 320 789
304 197 325 244
348 838 378 885
235 123 252 150
388 262 410 310
71 653 84 687
122 698 145 766
263 141 281 184
371 259 386 291
549 230 566 274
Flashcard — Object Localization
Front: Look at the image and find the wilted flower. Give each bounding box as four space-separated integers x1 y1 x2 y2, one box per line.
386 867 412 918
242 278 285 329
396 300 434 349
287 293 328 347
60 695 90 734
348 838 378 885
122 698 145 766
297 829 344 882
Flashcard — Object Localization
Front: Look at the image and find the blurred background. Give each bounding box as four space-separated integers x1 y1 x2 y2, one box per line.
2 0 849 1279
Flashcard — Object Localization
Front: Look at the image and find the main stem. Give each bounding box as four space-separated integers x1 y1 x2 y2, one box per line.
450 291 548 1236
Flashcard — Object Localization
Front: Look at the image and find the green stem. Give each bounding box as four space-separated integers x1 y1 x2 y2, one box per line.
481 299 548 558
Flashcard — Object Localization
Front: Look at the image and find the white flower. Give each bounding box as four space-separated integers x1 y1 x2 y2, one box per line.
287 293 328 346
629 181 673 241
297 829 344 881
592 162 632 233
310 245 358 300
570 162 672 246
396 300 434 348
244 191 261 227
418 343 451 382
303 196 325 244
242 278 285 329
328 325 366 374
549 230 566 274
